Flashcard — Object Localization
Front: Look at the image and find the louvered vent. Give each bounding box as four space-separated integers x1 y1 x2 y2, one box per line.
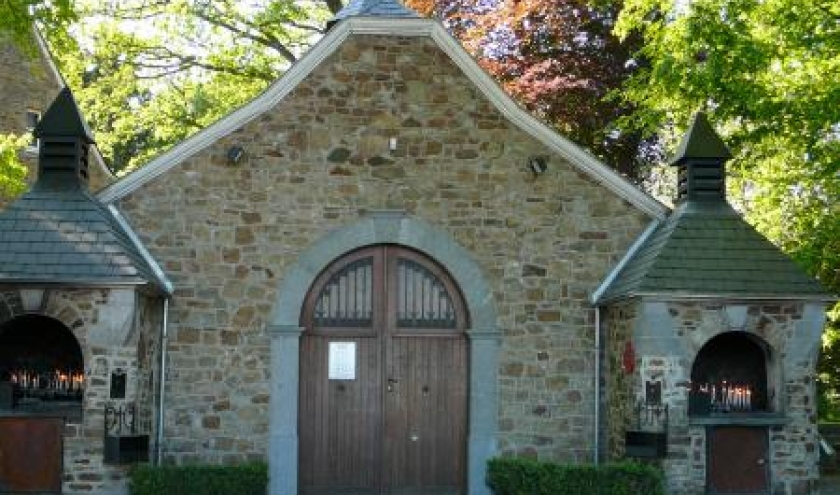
39 137 90 184
677 160 724 202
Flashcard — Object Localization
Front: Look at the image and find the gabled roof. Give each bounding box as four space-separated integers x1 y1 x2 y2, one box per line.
97 17 668 220
594 199 832 303
0 187 170 293
330 0 420 23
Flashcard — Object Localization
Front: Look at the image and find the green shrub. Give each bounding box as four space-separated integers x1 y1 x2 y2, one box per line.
128 462 268 495
487 457 664 495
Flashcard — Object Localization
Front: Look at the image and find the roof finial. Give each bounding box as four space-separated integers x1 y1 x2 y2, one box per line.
328 0 420 30
34 87 95 144
669 112 732 203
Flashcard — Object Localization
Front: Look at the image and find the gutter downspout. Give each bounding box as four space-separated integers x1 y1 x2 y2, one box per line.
589 219 662 466
156 297 170 465
594 305 601 466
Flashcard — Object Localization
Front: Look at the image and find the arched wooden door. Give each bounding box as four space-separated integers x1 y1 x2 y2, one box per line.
299 245 469 495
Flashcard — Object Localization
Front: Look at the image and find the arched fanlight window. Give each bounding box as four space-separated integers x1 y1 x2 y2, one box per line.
302 245 468 333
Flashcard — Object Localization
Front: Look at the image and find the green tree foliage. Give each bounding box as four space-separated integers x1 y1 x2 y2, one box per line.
614 0 840 411
47 0 338 173
0 0 76 51
0 134 29 201
406 0 655 180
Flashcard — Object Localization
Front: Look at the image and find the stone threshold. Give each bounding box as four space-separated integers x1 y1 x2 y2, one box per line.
689 413 790 426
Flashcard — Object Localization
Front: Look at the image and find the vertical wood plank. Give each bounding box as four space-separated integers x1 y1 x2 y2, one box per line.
300 246 468 495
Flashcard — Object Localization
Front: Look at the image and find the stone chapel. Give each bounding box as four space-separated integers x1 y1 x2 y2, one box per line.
0 1 833 494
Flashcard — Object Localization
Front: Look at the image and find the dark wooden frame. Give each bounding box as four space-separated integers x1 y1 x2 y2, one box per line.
298 245 470 495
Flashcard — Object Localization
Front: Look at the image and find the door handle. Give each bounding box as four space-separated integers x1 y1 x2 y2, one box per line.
756 458 766 466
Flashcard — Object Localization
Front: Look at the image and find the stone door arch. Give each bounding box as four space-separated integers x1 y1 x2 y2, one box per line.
267 212 499 495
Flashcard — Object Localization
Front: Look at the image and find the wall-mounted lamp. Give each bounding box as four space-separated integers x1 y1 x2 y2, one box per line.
528 156 548 175
227 145 245 165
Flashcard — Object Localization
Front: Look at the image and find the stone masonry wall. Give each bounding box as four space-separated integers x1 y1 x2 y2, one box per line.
117 34 653 465
0 288 154 494
607 300 823 495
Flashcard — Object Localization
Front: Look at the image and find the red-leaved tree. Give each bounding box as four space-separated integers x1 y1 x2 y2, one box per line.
406 0 653 180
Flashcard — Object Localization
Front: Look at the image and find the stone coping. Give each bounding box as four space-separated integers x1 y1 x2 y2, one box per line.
689 413 790 426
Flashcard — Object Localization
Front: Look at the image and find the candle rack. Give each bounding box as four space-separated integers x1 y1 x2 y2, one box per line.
689 382 755 416
8 369 85 404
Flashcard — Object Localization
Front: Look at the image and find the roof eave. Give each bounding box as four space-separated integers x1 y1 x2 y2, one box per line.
591 218 662 304
96 17 668 220
596 290 836 306
0 278 149 288
107 204 175 295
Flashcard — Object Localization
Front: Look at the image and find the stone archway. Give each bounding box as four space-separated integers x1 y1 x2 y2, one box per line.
266 211 500 495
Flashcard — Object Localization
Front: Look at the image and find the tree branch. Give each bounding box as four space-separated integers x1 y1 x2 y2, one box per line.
192 8 298 64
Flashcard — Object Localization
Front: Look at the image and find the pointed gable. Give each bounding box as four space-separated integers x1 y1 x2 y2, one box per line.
97 15 667 220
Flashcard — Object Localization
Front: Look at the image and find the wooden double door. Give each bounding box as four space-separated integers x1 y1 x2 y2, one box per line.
299 246 469 495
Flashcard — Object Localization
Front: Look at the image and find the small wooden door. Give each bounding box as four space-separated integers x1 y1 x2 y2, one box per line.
299 246 469 495
707 427 769 494
0 417 63 493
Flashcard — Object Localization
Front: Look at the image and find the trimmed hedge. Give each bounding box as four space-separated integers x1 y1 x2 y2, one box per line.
487 457 664 495
128 462 268 495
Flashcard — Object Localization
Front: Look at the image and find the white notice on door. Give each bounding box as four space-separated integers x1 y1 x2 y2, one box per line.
328 341 356 380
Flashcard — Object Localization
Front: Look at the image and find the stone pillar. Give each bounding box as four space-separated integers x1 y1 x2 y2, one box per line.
268 325 303 495
467 328 501 495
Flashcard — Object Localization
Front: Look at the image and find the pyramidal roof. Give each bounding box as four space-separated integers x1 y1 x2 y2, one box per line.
670 112 732 165
596 112 832 303
330 0 420 25
0 89 170 293
34 87 94 144
596 201 831 302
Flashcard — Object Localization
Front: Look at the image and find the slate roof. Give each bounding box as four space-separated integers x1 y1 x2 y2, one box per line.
34 87 94 143
0 187 167 292
597 200 832 302
0 88 169 293
330 0 420 24
596 112 832 303
669 112 732 165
